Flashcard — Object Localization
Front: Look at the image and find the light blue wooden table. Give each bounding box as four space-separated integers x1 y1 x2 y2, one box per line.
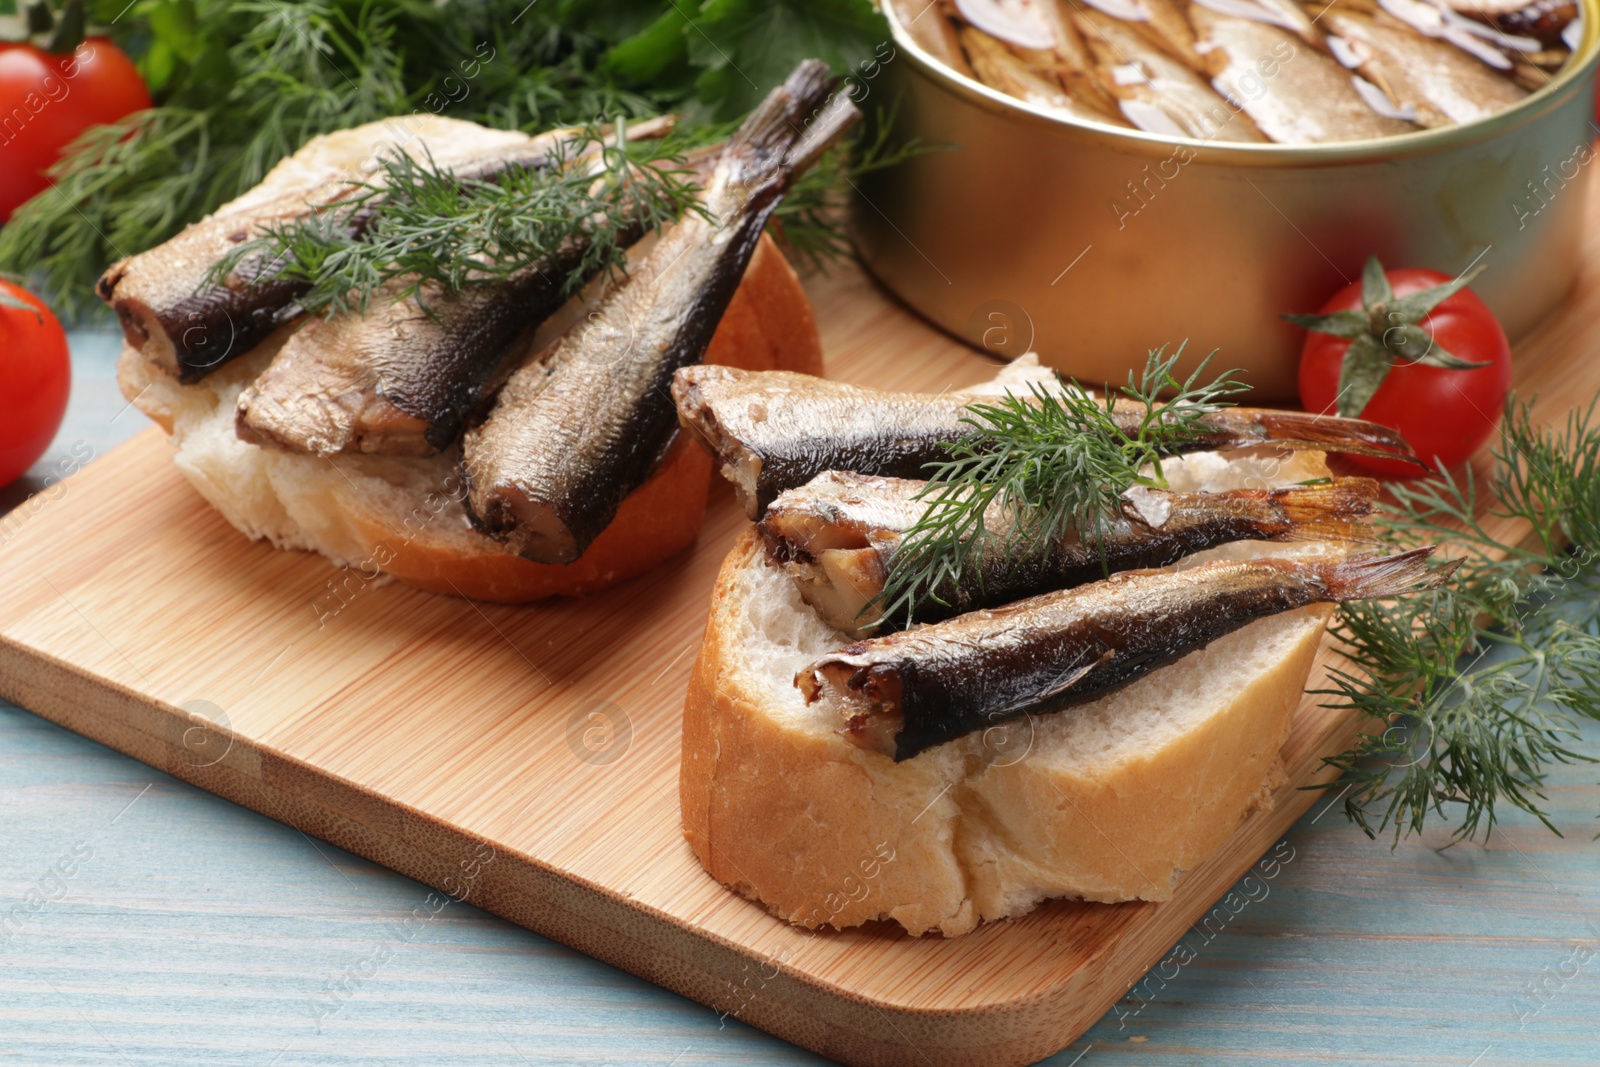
2 332 1597 1066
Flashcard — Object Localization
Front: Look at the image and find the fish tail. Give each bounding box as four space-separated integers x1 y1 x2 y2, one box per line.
1309 546 1460 602
729 60 858 174
1274 477 1381 543
1242 410 1424 466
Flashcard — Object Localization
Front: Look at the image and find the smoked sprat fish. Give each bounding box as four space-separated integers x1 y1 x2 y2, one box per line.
97 117 671 383
461 62 861 564
798 547 1457 760
1077 9 1266 140
1022 0 1130 117
1440 0 1578 45
1191 8 1418 142
673 362 1421 519
916 0 1551 143
760 470 1380 636
235 257 591 456
1324 10 1529 127
962 25 1127 124
234 141 711 457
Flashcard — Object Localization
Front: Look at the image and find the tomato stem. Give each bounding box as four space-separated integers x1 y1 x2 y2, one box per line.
1283 255 1492 418
0 0 90 54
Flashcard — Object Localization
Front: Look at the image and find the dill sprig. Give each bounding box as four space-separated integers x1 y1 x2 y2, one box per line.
0 0 889 319
210 124 706 318
0 0 410 319
1319 396 1600 844
871 348 1249 629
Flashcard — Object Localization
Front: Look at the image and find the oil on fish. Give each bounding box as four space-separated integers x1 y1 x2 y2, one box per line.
799 546 1456 759
461 62 861 564
674 360 1419 518
98 117 671 383
760 469 1380 635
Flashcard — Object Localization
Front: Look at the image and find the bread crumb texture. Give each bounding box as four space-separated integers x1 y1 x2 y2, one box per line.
680 451 1334 936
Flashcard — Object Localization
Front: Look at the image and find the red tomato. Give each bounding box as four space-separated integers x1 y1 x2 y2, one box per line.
1297 268 1512 478
0 37 151 220
0 281 72 488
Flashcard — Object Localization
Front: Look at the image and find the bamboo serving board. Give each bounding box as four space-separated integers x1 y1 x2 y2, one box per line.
0 245 1593 1065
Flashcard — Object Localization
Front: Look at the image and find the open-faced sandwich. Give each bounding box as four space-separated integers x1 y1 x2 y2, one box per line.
101 62 857 601
673 354 1457 935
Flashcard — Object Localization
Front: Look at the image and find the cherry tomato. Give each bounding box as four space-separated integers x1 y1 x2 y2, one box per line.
1296 266 1512 478
0 37 151 220
0 281 72 488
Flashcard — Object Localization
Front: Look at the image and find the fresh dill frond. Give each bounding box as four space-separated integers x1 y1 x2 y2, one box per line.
871 347 1247 629
2 0 888 320
1318 394 1600 845
0 1 410 319
209 124 707 318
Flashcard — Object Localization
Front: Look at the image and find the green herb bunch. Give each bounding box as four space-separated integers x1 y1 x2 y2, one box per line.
872 348 1250 629
211 123 707 318
1321 397 1600 844
0 0 890 317
1 0 411 318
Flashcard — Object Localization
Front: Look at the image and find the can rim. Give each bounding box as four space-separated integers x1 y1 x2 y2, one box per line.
882 0 1600 163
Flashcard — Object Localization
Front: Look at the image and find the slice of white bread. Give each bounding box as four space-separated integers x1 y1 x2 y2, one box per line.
117 232 823 601
681 451 1341 936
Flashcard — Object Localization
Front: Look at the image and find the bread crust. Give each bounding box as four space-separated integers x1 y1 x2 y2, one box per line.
366 434 714 599
681 529 1332 937
682 530 979 936
122 233 821 602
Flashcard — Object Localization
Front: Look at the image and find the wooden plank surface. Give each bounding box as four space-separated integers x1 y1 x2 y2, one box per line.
5 692 1595 1067
1 224 1597 1065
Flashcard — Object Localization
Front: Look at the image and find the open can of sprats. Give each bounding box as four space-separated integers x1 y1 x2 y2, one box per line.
854 0 1600 398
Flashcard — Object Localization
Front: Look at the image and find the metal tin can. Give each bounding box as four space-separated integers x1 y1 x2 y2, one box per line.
854 1 1600 398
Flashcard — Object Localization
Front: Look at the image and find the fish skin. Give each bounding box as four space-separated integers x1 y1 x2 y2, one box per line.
797 547 1455 760
234 259 587 456
1189 0 1326 47
97 199 332 384
230 140 704 457
1191 8 1419 142
97 117 672 384
893 0 976 76
672 363 1420 519
1076 10 1268 141
759 470 1380 636
962 26 1129 123
1024 0 1128 117
460 62 861 565
675 367 1015 520
1440 0 1578 46
1324 11 1527 127
1124 0 1211 69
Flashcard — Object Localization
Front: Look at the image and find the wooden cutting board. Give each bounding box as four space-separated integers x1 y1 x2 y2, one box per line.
0 250 1591 1067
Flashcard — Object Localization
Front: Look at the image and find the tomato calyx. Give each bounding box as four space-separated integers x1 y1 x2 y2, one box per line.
1283 255 1493 418
0 286 44 321
0 0 93 54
